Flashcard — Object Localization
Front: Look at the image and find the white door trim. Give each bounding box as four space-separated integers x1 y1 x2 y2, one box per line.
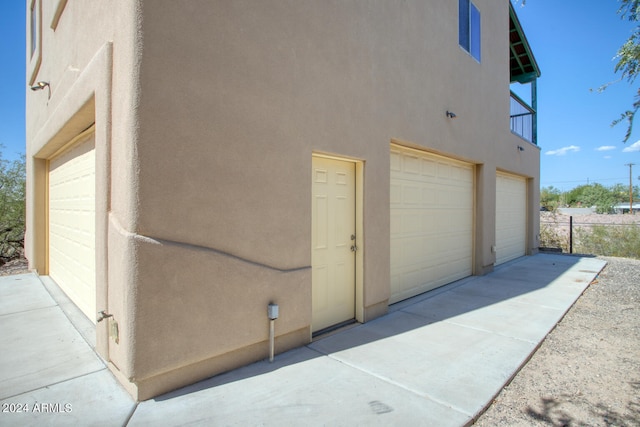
311 154 364 333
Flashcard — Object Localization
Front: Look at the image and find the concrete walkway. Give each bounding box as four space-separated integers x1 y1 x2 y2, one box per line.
0 254 606 426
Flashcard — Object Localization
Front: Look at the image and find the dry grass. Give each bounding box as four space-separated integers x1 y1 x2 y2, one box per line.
540 212 640 259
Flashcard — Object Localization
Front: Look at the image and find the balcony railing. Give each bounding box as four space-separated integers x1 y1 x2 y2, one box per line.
510 91 536 144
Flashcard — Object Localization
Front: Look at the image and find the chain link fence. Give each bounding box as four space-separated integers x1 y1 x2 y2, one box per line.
540 213 640 259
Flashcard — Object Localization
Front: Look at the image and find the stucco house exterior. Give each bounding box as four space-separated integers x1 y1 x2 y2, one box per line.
25 0 541 400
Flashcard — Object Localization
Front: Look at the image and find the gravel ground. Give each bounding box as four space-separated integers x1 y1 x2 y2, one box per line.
0 257 29 276
541 212 640 226
474 256 640 426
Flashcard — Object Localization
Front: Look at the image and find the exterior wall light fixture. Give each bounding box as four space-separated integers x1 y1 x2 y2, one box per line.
446 110 457 119
517 145 525 152
30 81 49 91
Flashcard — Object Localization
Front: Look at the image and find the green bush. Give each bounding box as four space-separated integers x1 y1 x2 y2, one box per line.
0 151 26 264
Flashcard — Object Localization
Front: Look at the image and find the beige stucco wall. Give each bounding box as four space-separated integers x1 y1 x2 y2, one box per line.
129 0 541 398
26 0 541 400
24 0 141 381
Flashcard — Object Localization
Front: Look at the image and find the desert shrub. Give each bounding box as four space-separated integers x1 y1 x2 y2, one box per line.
539 212 568 252
539 222 567 251
574 224 640 259
0 152 25 264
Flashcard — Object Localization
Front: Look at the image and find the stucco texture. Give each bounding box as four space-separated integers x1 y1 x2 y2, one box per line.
26 0 540 400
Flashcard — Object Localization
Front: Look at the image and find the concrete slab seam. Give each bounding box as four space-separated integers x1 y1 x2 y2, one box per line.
302 344 334 358
1 367 108 401
0 305 56 318
122 402 139 426
323 353 473 418
441 319 542 345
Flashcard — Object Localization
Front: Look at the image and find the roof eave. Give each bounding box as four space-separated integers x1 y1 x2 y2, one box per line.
509 2 541 84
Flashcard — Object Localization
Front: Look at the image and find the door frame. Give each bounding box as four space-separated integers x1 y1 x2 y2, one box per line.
311 153 365 330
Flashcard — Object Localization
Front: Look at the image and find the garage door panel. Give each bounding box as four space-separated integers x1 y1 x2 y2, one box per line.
420 214 433 233
390 146 474 304
422 188 436 206
401 212 421 233
390 239 402 266
390 211 403 235
390 183 402 204
404 237 423 261
404 155 421 174
404 185 422 205
496 172 527 265
421 159 437 177
49 134 96 323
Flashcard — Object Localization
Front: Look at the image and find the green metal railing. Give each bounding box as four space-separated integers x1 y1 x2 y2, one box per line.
510 91 536 144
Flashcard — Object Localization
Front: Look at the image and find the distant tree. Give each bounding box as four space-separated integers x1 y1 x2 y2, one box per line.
564 183 620 213
601 0 640 142
0 150 26 263
610 184 629 203
610 182 634 204
556 182 640 212
564 184 585 206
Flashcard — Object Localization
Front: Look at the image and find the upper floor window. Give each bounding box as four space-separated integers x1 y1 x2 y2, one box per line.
459 0 481 62
28 0 42 86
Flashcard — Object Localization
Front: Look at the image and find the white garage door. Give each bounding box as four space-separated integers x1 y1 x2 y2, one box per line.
495 171 527 265
49 132 96 322
390 145 474 304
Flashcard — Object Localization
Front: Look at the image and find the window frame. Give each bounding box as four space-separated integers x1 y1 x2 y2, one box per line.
459 0 481 62
27 0 42 86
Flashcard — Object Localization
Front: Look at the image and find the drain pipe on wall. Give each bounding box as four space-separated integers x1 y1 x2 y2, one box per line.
267 303 279 362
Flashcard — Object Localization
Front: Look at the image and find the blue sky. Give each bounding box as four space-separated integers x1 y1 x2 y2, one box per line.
512 0 639 190
0 1 638 190
0 2 25 163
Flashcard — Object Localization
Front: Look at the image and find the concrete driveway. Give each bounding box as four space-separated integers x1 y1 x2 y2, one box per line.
0 253 606 426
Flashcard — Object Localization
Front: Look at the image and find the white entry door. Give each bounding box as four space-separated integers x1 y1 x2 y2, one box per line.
312 156 356 333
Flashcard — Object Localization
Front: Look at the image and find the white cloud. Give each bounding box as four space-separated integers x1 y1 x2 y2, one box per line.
596 145 616 151
622 140 640 152
545 145 580 156
604 155 612 159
